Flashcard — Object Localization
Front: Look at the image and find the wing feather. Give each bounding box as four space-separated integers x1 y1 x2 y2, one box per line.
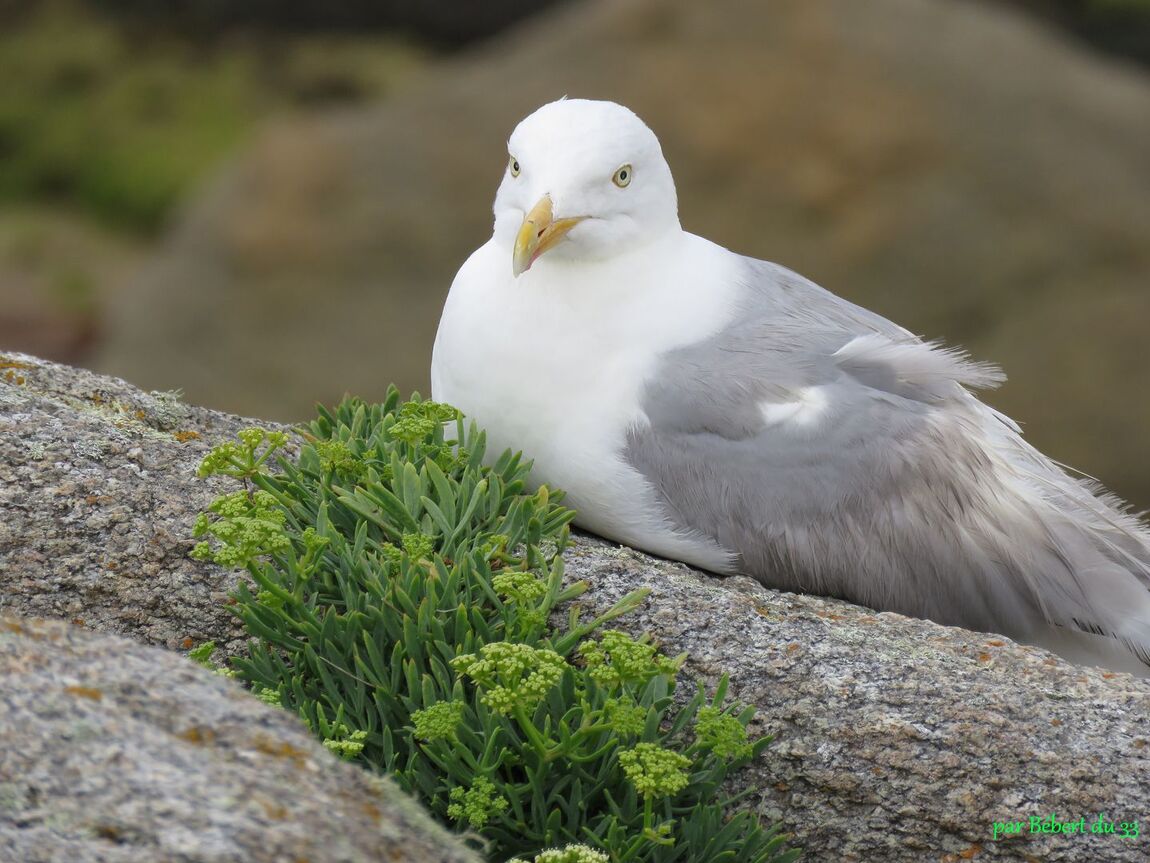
624 259 1150 670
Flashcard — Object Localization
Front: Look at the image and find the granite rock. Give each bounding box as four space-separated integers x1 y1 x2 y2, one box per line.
0 350 284 654
0 616 478 863
2 353 1148 861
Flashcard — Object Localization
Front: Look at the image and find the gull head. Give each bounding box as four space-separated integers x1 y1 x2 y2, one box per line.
493 99 680 277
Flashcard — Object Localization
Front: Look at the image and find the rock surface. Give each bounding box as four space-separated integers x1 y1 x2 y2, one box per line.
566 539 1150 863
0 350 269 653
4 355 1149 861
0 615 478 863
98 0 571 45
97 0 1150 510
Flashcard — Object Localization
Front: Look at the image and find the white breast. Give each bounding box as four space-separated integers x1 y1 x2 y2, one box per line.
432 230 742 572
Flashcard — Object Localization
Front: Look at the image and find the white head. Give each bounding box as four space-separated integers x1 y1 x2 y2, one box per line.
492 99 680 276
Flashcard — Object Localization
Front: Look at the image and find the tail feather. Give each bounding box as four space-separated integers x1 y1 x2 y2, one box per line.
979 404 1150 670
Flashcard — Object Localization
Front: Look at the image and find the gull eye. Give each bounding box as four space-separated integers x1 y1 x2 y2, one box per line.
509 156 521 177
612 164 632 188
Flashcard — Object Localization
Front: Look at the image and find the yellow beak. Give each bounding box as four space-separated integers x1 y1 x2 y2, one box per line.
512 195 586 277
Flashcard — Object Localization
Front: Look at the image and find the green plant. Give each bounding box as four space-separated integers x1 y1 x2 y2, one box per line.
192 389 799 862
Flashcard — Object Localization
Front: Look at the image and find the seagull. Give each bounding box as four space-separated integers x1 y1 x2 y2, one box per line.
431 98 1150 675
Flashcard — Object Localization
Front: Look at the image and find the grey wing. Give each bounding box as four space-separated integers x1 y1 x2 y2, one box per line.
625 259 1150 661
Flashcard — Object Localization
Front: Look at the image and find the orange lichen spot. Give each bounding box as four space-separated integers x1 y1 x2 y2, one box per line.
3 370 25 385
786 643 800 653
1133 739 1146 749
64 685 104 701
135 409 147 421
93 824 123 841
773 781 789 792
256 797 289 820
0 360 34 370
179 726 216 745
985 640 1005 647
1101 672 1117 679
181 636 195 649
90 392 104 405
71 617 86 627
252 733 311 768
958 843 982 859
1050 718 1062 727
173 430 202 442
977 653 992 663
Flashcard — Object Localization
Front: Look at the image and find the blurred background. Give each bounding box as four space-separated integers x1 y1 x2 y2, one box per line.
1 0 1149 508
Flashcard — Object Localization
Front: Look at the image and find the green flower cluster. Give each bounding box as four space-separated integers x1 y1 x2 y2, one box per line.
196 427 288 479
492 569 550 635
389 400 460 445
252 686 282 707
311 705 368 761
492 569 549 604
603 697 648 737
323 728 368 760
313 438 367 480
447 776 509 829
452 642 567 715
377 532 437 574
695 705 754 761
191 489 290 567
412 700 465 743
618 743 692 800
579 630 683 690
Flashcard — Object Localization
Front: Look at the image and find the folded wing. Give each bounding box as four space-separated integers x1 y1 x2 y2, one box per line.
624 260 1150 667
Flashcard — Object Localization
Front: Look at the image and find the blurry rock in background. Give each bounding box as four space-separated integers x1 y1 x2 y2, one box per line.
0 0 434 361
92 0 1150 510
89 0 571 46
1 0 1149 511
0 210 141 365
998 0 1150 67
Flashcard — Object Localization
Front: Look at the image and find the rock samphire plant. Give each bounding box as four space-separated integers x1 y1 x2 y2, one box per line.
191 389 800 863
